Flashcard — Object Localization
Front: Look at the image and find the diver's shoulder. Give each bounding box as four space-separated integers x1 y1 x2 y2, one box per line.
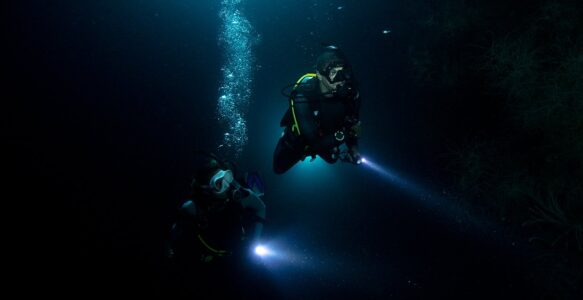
295 73 318 93
179 199 197 215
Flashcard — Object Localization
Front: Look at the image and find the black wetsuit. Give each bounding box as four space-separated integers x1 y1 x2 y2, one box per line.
168 187 266 264
273 75 361 174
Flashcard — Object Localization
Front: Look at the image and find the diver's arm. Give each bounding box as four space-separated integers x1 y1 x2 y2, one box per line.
173 200 199 234
294 101 339 153
350 90 361 120
315 91 362 152
240 193 266 241
167 200 198 254
345 91 362 146
344 90 361 129
346 135 358 149
309 134 339 153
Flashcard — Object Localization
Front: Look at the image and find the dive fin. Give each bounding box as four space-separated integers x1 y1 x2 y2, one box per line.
245 171 265 197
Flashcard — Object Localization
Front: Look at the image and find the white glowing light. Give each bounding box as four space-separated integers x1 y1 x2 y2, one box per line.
255 245 269 256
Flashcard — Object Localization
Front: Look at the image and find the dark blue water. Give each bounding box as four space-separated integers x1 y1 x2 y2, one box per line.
6 1 581 299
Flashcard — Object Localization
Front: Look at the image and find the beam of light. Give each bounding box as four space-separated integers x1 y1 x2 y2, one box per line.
359 156 477 221
249 239 299 267
359 156 518 250
250 241 293 268
253 234 373 296
251 239 309 269
216 0 257 157
359 156 428 201
361 157 406 185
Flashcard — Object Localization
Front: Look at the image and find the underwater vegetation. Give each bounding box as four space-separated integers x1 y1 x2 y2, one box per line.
481 0 583 254
408 0 582 297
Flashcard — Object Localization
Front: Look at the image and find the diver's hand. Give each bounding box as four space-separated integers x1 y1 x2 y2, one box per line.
345 146 362 165
347 121 362 138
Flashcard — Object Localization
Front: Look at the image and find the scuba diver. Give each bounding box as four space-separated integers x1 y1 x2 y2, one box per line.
166 152 266 265
273 45 363 174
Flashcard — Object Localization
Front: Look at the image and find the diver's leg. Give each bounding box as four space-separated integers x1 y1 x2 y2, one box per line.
273 130 304 174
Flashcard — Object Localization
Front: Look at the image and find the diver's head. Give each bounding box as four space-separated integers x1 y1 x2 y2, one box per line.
315 45 354 96
191 152 238 199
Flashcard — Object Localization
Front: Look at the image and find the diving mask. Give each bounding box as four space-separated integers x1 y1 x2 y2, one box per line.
323 62 352 84
209 169 234 194
327 66 346 83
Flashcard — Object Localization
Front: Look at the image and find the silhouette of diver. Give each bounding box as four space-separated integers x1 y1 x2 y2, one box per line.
274 45 362 174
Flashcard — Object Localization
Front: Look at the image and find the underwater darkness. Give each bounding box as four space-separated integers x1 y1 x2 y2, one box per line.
5 0 583 299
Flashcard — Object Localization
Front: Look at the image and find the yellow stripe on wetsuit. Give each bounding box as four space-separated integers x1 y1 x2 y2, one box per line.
197 234 230 256
290 73 316 136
